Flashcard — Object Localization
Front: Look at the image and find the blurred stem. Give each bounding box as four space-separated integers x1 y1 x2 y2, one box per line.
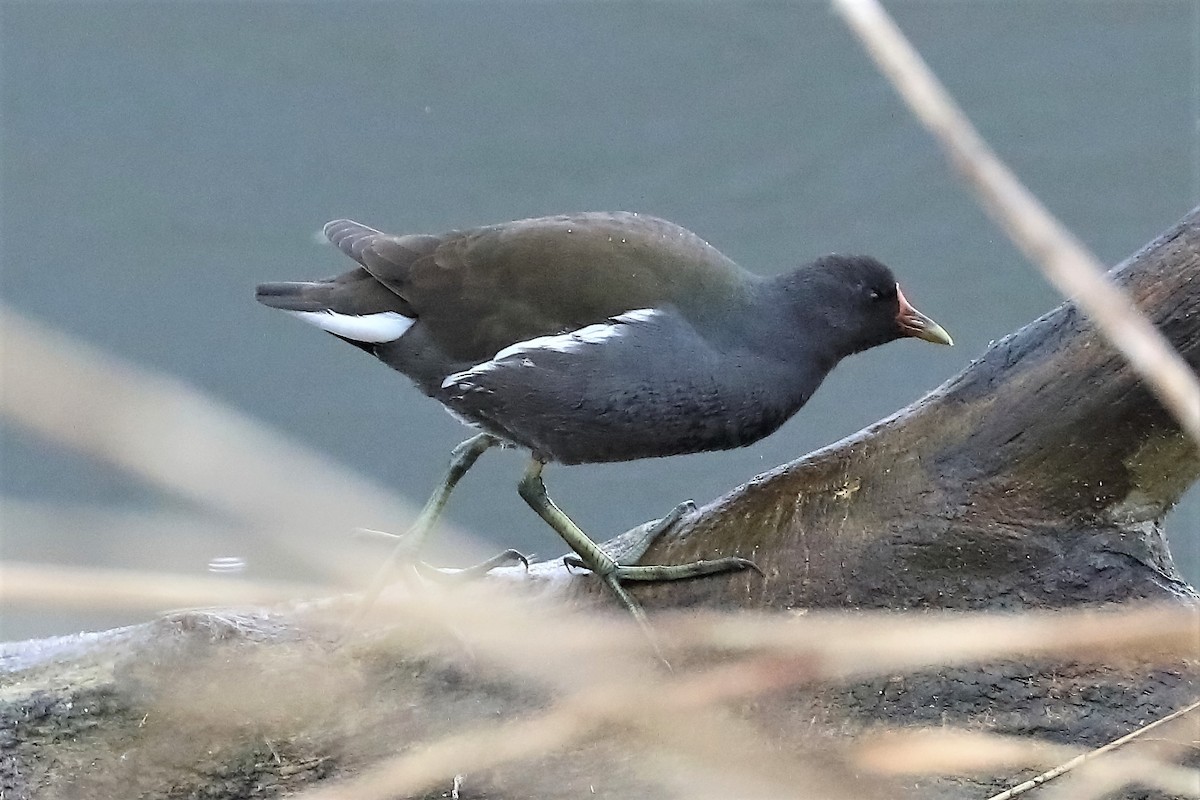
833 0 1200 445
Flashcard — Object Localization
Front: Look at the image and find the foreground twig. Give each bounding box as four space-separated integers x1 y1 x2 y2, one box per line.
983 698 1200 800
832 0 1200 444
856 727 1199 798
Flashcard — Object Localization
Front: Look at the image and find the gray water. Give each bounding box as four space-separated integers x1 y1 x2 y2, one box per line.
2 1 1196 639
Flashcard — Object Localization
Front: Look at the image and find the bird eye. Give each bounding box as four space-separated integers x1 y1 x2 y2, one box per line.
867 285 895 303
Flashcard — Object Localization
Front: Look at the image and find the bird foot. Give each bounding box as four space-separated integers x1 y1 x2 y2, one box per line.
414 548 530 582
604 557 762 582
563 499 696 570
519 477 759 666
563 499 761 583
356 528 529 582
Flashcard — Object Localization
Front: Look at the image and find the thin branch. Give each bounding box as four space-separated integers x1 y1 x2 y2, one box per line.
983 698 1200 800
855 727 1200 798
832 0 1200 445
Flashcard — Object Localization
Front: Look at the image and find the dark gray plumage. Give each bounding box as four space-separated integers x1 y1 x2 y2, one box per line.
256 212 951 464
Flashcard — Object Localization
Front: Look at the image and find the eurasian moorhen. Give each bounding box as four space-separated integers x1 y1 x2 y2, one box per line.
256 212 952 621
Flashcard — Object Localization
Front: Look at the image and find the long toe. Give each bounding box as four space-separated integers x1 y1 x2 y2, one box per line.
611 556 761 583
417 549 531 582
578 499 701 569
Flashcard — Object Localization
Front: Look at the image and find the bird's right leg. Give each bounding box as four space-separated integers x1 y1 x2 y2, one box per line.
389 432 501 558
352 433 524 623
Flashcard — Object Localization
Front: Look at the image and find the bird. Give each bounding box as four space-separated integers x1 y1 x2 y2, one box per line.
256 211 952 624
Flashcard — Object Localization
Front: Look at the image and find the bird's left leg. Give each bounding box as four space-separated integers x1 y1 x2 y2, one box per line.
517 459 758 628
351 433 522 628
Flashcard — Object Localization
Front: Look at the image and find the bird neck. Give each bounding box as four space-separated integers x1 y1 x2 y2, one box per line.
744 271 849 367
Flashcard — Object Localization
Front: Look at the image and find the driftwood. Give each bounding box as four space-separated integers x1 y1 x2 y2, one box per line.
3 209 1199 799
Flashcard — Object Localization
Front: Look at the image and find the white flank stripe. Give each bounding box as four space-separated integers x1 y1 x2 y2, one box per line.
612 308 659 325
441 308 659 390
285 310 414 343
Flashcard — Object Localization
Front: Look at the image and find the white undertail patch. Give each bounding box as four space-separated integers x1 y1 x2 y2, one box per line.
285 310 414 343
441 308 660 390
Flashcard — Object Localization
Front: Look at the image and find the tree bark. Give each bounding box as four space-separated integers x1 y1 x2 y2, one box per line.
4 209 1199 800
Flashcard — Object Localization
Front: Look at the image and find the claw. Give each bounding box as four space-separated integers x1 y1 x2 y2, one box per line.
731 557 764 577
419 548 532 582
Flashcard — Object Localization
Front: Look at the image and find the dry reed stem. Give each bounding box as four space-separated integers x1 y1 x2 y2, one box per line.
291 648 855 800
828 4 1200 793
657 606 1199 679
8 556 1195 682
625 706 885 800
5 552 1197 798
340 588 1199 719
857 728 1079 775
298 599 1197 799
0 561 331 612
12 556 1191 798
857 726 1200 799
293 705 592 800
0 302 492 585
832 0 1200 445
1040 759 1200 800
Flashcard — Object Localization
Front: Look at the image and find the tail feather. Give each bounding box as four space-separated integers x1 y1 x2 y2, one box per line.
255 281 334 312
255 275 416 344
256 219 422 346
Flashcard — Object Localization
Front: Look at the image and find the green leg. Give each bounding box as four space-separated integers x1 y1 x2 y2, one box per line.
352 433 514 625
389 432 500 557
517 459 758 627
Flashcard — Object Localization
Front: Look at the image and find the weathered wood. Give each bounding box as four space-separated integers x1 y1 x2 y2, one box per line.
3 208 1199 800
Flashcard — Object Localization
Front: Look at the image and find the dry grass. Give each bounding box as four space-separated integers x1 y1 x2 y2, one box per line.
3 550 1197 799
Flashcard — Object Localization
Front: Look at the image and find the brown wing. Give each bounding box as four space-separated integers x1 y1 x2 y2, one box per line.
324 212 749 362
